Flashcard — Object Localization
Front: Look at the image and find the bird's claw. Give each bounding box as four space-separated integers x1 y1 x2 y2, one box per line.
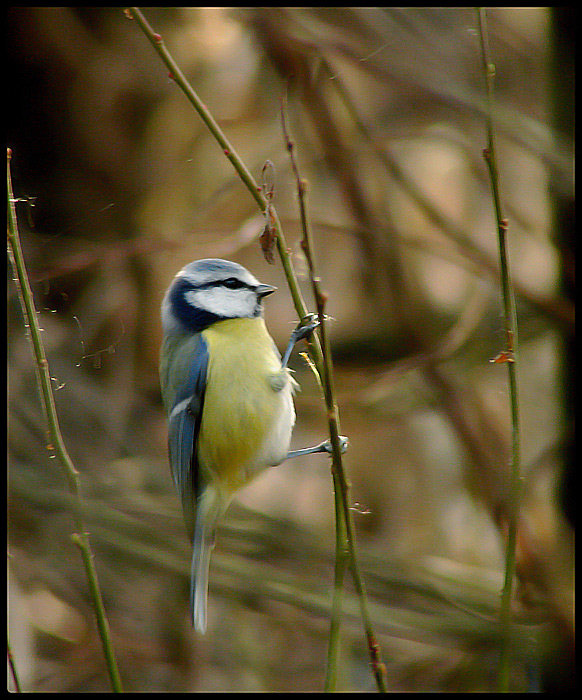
292 313 320 342
321 435 349 455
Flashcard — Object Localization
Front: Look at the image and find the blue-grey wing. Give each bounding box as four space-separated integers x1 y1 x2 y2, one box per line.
165 334 208 536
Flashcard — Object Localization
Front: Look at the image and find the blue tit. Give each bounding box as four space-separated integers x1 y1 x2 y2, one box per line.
160 258 338 633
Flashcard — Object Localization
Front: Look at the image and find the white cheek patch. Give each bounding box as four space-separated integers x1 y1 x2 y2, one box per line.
185 287 257 318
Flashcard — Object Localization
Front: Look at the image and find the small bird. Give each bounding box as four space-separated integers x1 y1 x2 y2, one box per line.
160 258 342 632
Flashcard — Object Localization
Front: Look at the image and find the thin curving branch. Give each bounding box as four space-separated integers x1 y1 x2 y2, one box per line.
7 148 123 693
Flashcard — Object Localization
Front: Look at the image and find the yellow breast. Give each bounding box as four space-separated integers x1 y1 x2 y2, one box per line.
198 317 294 492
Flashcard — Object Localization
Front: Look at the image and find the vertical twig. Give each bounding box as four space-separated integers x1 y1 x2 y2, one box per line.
476 9 522 692
7 149 123 693
280 94 348 690
280 98 388 693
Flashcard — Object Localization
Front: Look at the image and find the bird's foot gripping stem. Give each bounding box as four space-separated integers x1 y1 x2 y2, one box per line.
281 313 321 369
287 435 349 459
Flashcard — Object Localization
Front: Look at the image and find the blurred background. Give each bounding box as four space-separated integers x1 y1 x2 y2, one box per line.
7 7 573 692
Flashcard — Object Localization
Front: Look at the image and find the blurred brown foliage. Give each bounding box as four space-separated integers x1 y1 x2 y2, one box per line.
8 7 573 692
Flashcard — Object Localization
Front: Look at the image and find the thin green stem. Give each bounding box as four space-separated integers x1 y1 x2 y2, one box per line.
476 9 522 692
280 102 387 693
127 8 263 211
324 489 348 692
7 149 123 693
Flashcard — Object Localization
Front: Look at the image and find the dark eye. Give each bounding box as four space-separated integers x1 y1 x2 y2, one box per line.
222 277 244 289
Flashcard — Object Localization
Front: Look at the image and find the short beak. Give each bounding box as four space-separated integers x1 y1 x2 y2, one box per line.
256 283 277 298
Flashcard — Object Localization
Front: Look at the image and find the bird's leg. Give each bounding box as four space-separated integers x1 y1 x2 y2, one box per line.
281 313 320 369
282 313 348 458
287 435 349 459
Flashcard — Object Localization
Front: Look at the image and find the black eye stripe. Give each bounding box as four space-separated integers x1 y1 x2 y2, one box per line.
221 277 245 289
183 278 251 291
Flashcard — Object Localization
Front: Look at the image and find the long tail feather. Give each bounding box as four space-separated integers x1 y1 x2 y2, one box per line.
190 492 216 633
